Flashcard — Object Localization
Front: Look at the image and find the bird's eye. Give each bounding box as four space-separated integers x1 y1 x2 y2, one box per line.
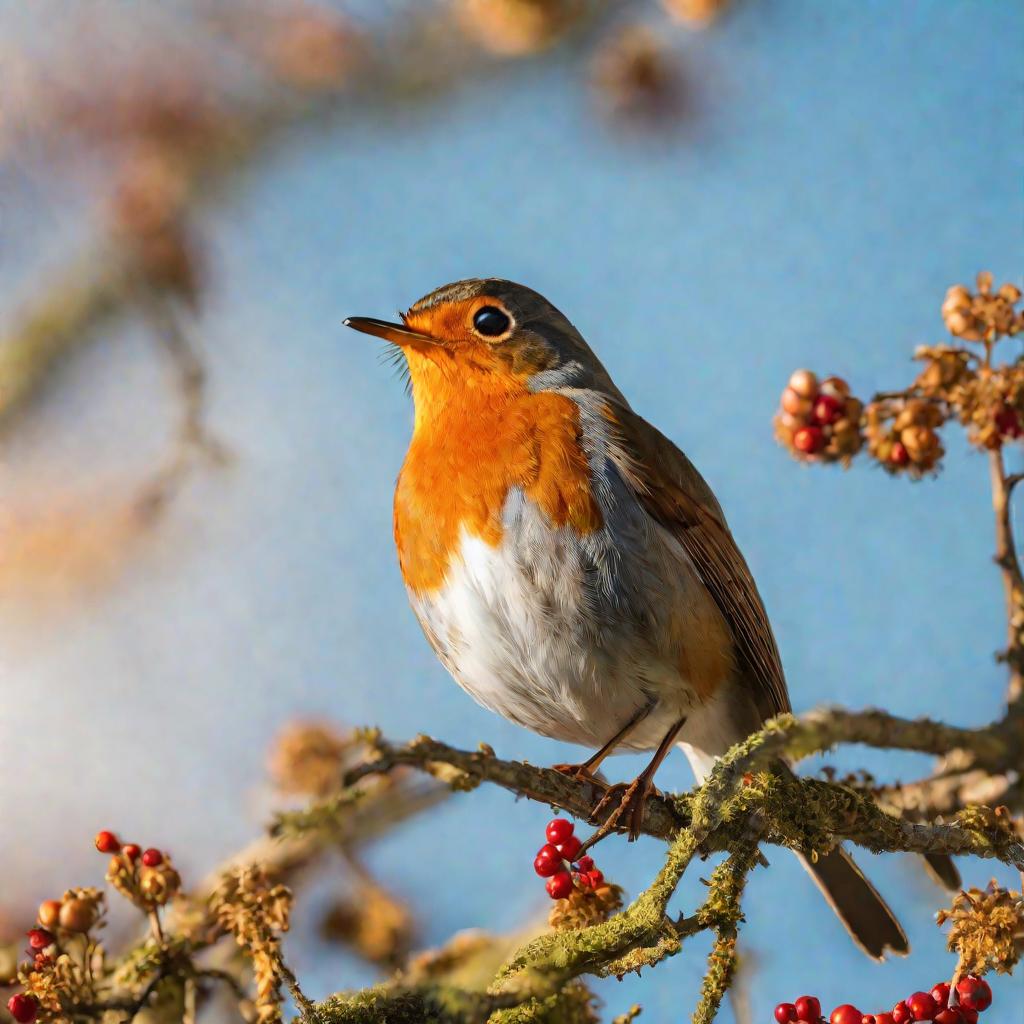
473 305 511 338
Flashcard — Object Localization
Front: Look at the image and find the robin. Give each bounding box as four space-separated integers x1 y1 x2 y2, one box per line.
346 278 931 959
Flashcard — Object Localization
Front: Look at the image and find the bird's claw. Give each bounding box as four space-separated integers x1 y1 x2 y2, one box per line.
552 762 603 784
588 775 659 843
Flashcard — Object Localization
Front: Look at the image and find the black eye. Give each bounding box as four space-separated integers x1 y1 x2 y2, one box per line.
473 305 511 337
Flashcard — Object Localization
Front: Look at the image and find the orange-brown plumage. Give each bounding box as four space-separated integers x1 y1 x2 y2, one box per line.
393 296 602 595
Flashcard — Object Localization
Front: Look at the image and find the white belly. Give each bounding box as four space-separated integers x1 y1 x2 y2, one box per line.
408 490 719 752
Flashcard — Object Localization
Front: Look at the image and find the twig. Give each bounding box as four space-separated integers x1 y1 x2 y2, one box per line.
990 447 1024 712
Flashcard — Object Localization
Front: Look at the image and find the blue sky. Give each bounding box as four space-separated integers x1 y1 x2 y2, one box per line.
1 1 1022 1019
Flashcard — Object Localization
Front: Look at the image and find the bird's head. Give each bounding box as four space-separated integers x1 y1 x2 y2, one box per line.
345 279 620 421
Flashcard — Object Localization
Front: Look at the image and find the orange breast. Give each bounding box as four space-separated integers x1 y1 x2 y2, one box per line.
394 361 603 595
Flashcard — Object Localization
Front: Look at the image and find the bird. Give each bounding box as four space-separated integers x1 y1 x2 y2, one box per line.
345 278 932 959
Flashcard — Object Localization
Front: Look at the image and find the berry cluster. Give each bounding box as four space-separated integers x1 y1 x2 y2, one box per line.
775 273 1024 478
866 398 944 475
96 830 180 911
4 890 107 1023
941 274 1023 343
773 976 993 1024
4 831 181 1023
774 371 864 464
532 818 604 899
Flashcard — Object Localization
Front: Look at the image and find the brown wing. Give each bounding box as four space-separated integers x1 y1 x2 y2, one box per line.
606 401 791 721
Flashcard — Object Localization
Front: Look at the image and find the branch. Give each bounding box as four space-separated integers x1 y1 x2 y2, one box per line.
989 447 1024 713
692 842 759 1024
330 707 1020 856
305 707 1024 1023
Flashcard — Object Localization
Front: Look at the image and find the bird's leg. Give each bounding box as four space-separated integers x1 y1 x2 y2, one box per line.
582 716 687 848
551 698 656 782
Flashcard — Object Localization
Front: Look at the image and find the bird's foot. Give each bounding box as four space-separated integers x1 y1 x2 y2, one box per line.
587 775 661 844
551 762 604 785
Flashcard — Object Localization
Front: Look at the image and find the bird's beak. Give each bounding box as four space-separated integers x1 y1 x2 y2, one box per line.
343 316 436 346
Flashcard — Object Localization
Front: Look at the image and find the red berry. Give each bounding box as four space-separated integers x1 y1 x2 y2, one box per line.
7 994 39 1024
26 929 53 951
795 996 822 1021
545 818 574 845
955 977 991 1013
891 1004 911 1024
813 393 844 425
793 425 825 454
585 869 604 888
122 843 141 861
931 983 951 1009
830 1006 862 1024
575 855 595 872
557 834 582 860
545 870 573 900
774 1004 798 1023
996 406 1022 438
889 442 910 466
959 1009 978 1024
934 1010 964 1024
533 844 562 877
869 1016 896 1024
906 991 937 1021
94 830 121 854
141 848 163 867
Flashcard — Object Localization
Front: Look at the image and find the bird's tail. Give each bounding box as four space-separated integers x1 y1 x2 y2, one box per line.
680 740 912 959
796 846 909 960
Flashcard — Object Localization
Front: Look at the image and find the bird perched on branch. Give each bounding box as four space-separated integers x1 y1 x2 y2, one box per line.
346 278 937 959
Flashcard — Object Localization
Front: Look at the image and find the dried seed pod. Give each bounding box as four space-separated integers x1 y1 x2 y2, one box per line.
453 0 585 57
548 882 624 930
58 897 98 934
781 387 813 416
591 25 679 119
138 864 182 906
820 376 851 399
788 369 818 398
263 8 356 91
36 903 61 930
660 0 728 25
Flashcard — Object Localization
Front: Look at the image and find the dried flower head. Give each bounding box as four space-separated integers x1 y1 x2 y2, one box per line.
774 371 864 465
405 929 496 981
107 850 180 912
942 272 1024 343
263 6 356 92
18 953 78 1017
865 397 946 477
453 0 585 57
268 721 355 797
937 879 1024 976
210 866 293 1024
914 344 976 394
948 364 1024 451
106 144 203 301
661 0 728 26
321 882 413 968
590 25 680 119
548 881 624 931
